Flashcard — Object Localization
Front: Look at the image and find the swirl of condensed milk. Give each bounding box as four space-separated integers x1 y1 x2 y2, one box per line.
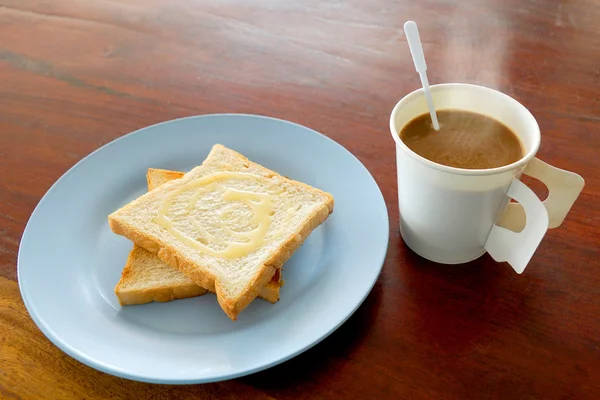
155 172 277 259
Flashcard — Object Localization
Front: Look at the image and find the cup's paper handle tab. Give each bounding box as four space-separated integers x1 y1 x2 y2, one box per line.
485 179 548 274
497 158 585 231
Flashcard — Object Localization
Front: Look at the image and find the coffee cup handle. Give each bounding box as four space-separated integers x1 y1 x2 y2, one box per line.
497 158 585 231
485 158 585 274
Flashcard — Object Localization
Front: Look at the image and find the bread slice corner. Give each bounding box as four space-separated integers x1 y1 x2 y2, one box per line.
115 245 208 305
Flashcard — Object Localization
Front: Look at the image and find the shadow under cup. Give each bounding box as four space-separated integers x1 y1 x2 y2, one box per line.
389 83 541 265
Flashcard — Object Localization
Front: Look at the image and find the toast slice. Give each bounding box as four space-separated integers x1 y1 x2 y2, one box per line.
115 168 282 305
109 144 334 319
115 245 208 305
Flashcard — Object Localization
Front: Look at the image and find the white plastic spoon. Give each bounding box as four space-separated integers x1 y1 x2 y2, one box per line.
403 20 439 131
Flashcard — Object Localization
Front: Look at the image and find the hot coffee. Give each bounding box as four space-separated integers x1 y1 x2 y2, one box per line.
399 110 524 169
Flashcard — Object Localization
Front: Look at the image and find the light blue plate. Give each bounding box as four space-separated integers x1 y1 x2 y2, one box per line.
18 114 389 384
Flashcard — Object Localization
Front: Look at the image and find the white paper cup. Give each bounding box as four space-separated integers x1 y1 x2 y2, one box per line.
389 83 585 273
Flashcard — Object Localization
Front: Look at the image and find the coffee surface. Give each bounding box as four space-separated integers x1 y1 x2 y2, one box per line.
399 110 524 169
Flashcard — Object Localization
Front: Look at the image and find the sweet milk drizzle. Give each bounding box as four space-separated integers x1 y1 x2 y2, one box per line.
155 171 293 259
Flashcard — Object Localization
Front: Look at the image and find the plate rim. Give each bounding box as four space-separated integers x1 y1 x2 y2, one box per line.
17 113 390 384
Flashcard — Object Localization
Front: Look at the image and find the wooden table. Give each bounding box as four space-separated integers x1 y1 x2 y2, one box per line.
1 0 599 398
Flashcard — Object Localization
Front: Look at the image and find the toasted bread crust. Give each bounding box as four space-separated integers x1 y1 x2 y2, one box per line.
116 286 206 305
146 168 186 190
116 270 208 305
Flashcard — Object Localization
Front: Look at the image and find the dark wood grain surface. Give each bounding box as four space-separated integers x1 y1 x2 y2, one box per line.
1 0 599 398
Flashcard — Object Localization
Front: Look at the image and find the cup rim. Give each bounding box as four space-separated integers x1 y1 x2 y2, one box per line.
389 83 541 176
